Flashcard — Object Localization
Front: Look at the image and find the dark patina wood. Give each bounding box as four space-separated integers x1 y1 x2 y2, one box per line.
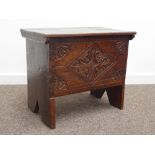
21 27 136 129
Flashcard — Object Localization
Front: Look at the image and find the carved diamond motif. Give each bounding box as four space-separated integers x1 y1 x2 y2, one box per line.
68 43 116 82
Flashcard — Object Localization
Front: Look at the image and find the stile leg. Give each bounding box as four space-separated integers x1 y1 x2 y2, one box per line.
50 98 56 129
106 84 125 110
40 98 56 129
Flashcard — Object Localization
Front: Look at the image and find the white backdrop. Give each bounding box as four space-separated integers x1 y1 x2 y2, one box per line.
0 0 155 84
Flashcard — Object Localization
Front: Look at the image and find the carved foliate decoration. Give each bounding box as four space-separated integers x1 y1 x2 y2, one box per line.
112 70 126 80
68 43 116 82
51 43 72 60
51 73 68 91
114 41 128 55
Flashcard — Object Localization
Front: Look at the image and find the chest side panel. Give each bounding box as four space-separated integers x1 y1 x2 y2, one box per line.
49 36 129 97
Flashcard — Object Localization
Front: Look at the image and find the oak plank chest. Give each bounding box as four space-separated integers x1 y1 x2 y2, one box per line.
21 27 136 129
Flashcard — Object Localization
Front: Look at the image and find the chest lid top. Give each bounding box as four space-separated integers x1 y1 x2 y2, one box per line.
21 27 136 42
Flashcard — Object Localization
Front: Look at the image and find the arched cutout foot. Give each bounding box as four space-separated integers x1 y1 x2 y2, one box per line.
90 89 105 98
28 96 39 113
34 101 39 113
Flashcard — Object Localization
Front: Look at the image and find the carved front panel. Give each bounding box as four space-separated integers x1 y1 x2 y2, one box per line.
68 43 116 82
49 37 129 97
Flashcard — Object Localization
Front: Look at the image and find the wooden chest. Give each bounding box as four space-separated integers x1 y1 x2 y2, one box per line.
21 27 136 129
